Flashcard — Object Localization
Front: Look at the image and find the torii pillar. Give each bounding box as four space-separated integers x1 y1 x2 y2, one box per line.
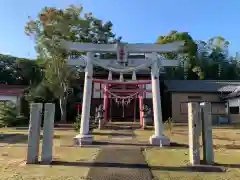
103 72 112 124
138 88 144 128
74 52 94 146
103 86 109 124
149 53 170 146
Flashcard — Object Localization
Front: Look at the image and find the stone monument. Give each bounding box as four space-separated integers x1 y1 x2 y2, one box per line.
26 103 43 164
26 103 55 164
41 103 55 164
200 102 214 164
188 101 214 165
96 104 105 129
188 102 201 165
142 105 152 129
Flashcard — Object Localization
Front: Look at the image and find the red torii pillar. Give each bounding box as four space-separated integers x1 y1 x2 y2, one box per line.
103 84 109 124
139 85 144 128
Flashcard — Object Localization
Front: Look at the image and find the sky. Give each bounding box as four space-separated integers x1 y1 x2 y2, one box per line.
0 0 239 59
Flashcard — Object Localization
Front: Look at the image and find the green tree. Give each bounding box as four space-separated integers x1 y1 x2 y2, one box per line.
0 54 41 85
196 36 236 80
15 58 43 86
24 4 121 122
156 30 200 80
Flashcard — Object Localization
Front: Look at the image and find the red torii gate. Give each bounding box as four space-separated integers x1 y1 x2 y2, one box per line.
93 78 152 128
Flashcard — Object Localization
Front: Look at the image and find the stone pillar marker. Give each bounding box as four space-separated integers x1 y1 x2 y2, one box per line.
188 102 201 165
41 103 55 164
74 52 93 146
149 54 170 146
201 102 214 164
26 103 43 164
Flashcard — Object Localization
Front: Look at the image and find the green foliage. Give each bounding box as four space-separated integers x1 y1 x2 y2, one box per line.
73 113 81 132
156 30 197 58
25 80 55 103
24 4 122 122
0 54 41 85
164 117 173 134
0 101 28 127
73 114 97 132
156 30 240 80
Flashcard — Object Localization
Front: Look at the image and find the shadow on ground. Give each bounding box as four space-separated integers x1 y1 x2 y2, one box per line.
0 134 61 144
15 127 74 131
213 125 240 129
104 124 141 131
88 141 188 149
213 135 240 141
91 132 133 137
47 161 227 172
214 163 240 168
213 144 240 150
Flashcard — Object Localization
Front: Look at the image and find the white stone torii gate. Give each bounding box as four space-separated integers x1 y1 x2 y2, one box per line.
62 41 184 146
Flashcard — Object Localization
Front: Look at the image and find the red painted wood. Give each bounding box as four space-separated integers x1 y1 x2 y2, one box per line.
139 94 143 127
93 79 151 85
95 89 152 93
103 86 109 124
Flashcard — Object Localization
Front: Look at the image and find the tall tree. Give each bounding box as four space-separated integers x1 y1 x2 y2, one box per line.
196 36 234 80
25 5 121 122
156 30 200 80
0 54 41 85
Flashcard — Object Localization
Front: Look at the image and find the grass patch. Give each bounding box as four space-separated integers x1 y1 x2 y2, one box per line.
135 124 240 180
145 148 240 180
0 128 100 180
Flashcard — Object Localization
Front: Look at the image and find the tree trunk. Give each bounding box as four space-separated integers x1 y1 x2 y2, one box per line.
59 96 67 123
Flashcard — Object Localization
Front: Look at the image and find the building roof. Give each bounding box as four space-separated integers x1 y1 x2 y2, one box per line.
223 86 240 99
0 84 26 95
164 80 240 93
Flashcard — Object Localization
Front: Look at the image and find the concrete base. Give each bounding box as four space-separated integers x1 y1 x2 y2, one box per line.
149 135 170 146
73 134 93 146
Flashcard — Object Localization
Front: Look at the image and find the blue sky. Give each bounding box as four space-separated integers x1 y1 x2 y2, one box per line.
0 0 239 59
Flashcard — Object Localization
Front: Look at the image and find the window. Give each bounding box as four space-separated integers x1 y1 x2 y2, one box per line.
180 102 188 114
211 103 225 115
188 96 202 100
229 106 239 114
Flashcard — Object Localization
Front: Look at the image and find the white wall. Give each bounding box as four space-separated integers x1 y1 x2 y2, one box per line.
93 83 101 98
0 95 18 103
145 84 152 98
228 98 240 107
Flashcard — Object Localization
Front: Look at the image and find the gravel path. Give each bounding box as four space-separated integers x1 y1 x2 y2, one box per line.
87 125 153 180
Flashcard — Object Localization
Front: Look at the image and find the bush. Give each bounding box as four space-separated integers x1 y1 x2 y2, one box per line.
73 114 97 132
73 113 81 131
164 117 173 134
0 101 28 127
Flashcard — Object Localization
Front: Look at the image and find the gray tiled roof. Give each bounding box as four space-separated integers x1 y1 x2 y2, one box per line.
164 80 240 93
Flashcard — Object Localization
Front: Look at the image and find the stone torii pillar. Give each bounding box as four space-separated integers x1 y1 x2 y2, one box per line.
149 53 170 146
74 52 94 146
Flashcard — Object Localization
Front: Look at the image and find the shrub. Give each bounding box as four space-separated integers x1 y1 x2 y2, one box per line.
0 101 28 127
164 117 173 134
73 113 81 131
73 114 97 132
